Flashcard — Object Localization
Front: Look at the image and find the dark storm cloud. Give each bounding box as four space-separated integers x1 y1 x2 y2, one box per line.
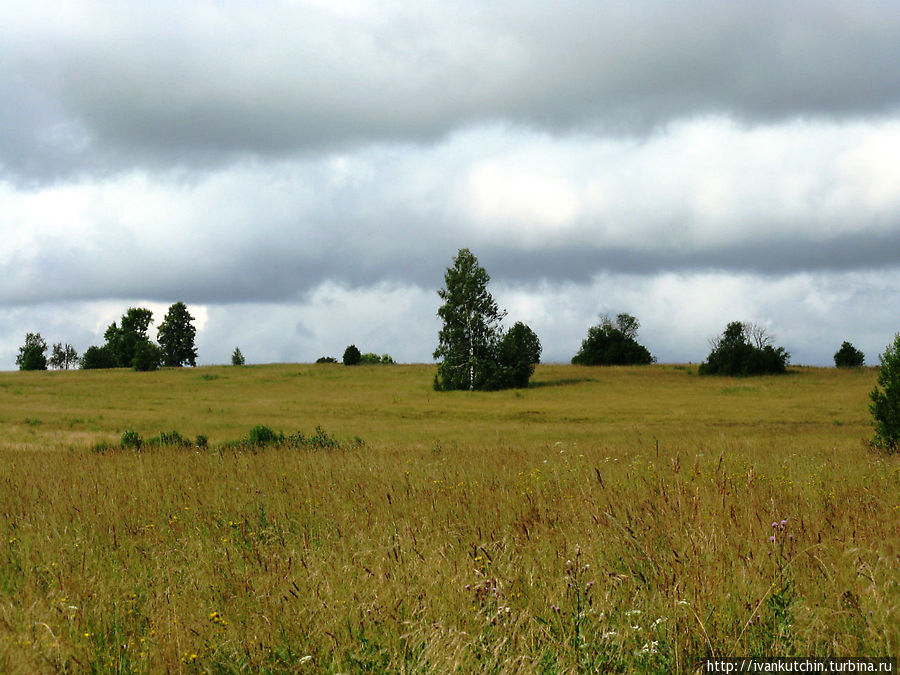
3 1 900 181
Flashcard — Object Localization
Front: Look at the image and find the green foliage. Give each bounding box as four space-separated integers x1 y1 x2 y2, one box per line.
434 249 507 390
80 345 116 370
49 342 79 370
242 424 346 451
104 307 154 368
699 321 789 376
834 341 865 368
148 430 192 448
132 340 162 372
497 322 543 388
343 344 361 366
870 333 900 454
231 347 245 366
120 429 143 451
571 314 654 366
357 352 395 365
248 424 282 447
157 302 198 367
434 250 540 390
16 333 48 371
316 356 337 363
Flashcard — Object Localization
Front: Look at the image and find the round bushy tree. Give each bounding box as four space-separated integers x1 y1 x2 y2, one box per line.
834 341 865 368
80 345 116 369
343 344 361 366
498 322 542 388
870 333 900 454
699 321 789 376
132 340 162 371
572 314 653 366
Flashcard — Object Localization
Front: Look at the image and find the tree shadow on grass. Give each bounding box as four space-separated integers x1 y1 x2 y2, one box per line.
528 377 598 389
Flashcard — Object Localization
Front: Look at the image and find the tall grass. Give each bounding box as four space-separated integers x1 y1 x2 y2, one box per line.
0 364 896 672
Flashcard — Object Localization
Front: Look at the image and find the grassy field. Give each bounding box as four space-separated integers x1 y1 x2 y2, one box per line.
0 363 897 673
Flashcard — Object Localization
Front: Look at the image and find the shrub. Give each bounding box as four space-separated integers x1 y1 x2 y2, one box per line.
248 424 282 447
834 341 865 368
196 434 208 448
342 345 361 366
316 356 337 364
148 430 192 448
121 429 143 451
870 333 900 454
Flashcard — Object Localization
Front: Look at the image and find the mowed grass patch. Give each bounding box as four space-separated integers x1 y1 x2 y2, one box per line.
0 364 897 673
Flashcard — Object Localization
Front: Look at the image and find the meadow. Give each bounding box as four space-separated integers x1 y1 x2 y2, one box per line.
0 363 897 673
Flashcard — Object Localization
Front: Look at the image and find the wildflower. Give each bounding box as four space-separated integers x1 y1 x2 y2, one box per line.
769 535 776 542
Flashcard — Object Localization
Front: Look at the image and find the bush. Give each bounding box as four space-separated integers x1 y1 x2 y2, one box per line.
316 356 337 364
699 321 789 376
248 424 282 447
870 333 900 454
148 430 192 448
834 341 865 368
121 429 143 451
342 345 361 366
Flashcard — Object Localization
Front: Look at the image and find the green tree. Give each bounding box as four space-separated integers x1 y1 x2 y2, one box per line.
16 333 48 371
434 249 507 391
105 307 154 367
49 343 79 370
80 345 116 370
699 321 789 376
571 314 653 366
343 344 361 365
232 347 245 366
132 340 162 372
870 333 900 454
834 341 865 368
498 322 542 388
157 302 198 367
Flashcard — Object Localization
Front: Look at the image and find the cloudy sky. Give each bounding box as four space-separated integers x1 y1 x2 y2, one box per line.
3 0 900 368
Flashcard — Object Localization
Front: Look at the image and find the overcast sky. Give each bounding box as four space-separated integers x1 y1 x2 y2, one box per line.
3 0 900 368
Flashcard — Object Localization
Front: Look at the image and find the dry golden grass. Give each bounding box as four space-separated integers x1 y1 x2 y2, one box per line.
0 363 897 673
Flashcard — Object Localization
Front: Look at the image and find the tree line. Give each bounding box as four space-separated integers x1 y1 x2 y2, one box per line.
10 251 872 382
431 249 875 390
17 302 198 372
